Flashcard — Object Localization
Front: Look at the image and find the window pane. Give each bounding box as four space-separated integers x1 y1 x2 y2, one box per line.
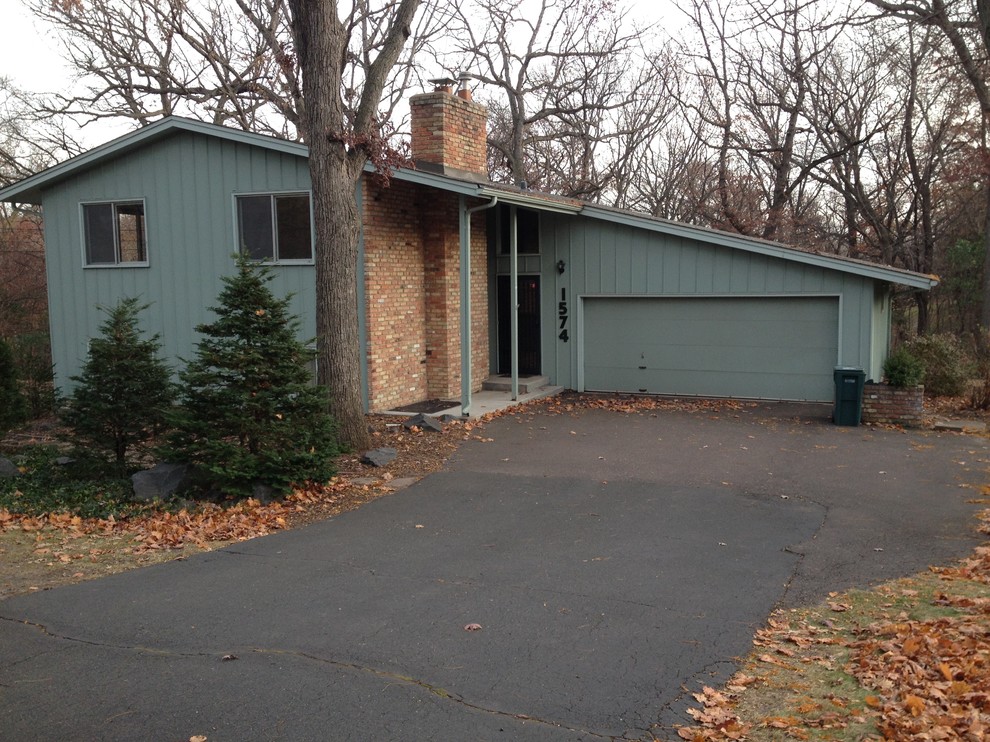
116 202 146 262
498 206 540 255
238 195 274 260
83 204 116 264
275 195 312 260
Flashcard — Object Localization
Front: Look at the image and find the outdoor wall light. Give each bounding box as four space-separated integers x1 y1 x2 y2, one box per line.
556 259 566 274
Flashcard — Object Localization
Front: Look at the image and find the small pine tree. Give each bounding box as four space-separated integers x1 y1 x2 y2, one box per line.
0 337 26 436
165 258 338 497
61 298 174 470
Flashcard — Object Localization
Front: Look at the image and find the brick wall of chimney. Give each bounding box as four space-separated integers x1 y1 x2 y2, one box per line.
409 92 488 178
362 177 490 411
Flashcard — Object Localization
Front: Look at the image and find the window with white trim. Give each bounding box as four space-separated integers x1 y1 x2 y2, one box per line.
82 201 148 266
237 193 313 262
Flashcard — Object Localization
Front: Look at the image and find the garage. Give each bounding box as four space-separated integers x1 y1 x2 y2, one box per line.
582 296 840 401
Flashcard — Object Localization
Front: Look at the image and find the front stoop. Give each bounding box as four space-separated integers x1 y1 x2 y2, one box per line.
481 374 550 394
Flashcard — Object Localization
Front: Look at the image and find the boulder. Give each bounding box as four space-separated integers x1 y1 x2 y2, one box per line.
362 447 397 467
0 457 20 478
131 462 191 503
251 482 278 505
402 413 444 432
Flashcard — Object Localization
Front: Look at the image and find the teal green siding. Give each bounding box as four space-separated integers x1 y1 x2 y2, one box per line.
870 285 892 381
41 130 315 391
540 213 882 397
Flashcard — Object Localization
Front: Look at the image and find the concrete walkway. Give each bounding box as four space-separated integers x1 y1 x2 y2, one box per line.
1 402 988 740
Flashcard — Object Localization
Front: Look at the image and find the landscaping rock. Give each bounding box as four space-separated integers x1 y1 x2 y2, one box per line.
131 462 191 502
55 456 75 467
402 413 444 432
0 457 20 477
362 447 397 467
251 482 278 505
386 477 419 491
933 419 987 433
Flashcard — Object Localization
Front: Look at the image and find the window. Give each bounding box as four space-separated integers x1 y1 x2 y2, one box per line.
237 193 313 262
82 201 147 266
497 206 540 255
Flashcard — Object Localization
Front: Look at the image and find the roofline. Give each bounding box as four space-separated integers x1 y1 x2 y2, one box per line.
1 116 937 290
0 116 308 205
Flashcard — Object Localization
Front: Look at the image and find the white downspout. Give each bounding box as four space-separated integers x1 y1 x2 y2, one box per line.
509 204 519 400
460 194 499 417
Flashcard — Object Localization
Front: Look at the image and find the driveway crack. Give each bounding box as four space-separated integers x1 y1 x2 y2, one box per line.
776 495 829 607
0 615 218 659
249 646 621 739
0 615 619 740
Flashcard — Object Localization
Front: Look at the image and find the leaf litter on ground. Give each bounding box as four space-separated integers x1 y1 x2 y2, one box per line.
670 505 990 741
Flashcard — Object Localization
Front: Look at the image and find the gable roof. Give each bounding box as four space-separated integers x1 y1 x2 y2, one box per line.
0 117 308 205
0 116 937 290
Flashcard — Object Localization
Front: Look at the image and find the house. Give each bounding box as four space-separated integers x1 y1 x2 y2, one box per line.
0 84 937 415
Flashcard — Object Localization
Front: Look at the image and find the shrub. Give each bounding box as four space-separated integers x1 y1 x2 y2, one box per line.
0 446 142 519
0 337 26 437
9 332 55 418
905 333 972 397
883 346 924 388
968 330 990 409
60 298 175 472
164 258 339 498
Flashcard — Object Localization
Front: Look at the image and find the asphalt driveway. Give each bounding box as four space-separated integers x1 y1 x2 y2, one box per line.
1 402 988 740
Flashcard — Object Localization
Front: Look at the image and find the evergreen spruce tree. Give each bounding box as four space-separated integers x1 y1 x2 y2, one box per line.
0 337 26 437
166 258 338 497
61 298 174 471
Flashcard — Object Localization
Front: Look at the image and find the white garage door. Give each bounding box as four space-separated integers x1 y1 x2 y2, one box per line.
583 296 840 401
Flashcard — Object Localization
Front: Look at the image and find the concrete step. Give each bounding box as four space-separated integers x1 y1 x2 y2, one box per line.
481 374 550 394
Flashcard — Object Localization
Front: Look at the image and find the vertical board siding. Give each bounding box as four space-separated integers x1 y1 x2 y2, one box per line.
542 212 882 392
43 130 315 391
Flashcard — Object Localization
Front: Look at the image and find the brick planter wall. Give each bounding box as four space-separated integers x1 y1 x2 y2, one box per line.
861 383 924 427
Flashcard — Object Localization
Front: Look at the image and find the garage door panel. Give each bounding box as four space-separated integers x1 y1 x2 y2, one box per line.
583 297 839 401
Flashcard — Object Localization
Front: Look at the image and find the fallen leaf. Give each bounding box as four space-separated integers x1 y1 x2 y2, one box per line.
903 694 924 716
464 623 482 631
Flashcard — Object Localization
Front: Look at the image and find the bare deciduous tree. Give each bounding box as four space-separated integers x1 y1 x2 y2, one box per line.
286 0 421 448
31 0 448 142
446 0 653 198
866 0 990 326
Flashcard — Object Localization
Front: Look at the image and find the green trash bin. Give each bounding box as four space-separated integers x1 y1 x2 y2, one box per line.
833 366 866 426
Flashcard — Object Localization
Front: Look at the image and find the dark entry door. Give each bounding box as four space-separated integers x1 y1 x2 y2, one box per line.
497 275 541 375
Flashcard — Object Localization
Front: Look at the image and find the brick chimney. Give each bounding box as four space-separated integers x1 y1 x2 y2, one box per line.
410 79 488 181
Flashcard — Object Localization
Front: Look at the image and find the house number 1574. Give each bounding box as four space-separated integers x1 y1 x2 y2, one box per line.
558 288 569 342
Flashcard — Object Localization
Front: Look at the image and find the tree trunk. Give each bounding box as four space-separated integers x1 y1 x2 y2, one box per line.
980 179 990 329
916 292 929 335
288 0 371 451
310 150 369 450
288 0 418 451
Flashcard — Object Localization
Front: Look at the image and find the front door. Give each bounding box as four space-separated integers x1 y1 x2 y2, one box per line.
497 275 541 375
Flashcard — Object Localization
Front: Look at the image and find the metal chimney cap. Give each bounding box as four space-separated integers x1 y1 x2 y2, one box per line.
428 76 458 88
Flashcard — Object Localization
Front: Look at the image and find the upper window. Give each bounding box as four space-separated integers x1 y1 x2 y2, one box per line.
82 201 148 266
237 193 313 262
497 206 540 255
